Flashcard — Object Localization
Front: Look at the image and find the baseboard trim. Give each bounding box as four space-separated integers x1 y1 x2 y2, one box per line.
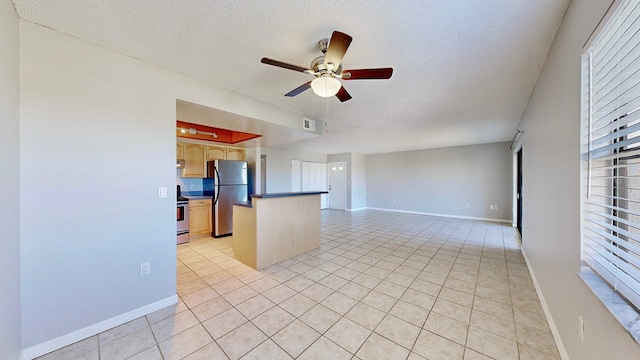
521 249 570 360
347 207 366 212
21 295 178 360
365 207 512 223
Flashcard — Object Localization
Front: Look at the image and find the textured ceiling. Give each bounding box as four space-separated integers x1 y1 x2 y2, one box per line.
13 0 569 155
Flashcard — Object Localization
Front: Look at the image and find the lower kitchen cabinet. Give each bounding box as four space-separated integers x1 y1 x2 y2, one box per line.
189 199 212 236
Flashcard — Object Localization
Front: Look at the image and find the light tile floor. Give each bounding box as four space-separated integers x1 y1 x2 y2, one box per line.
37 210 560 360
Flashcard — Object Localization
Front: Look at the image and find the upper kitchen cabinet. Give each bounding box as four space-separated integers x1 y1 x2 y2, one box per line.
176 142 185 160
227 147 246 161
182 143 206 178
207 145 227 161
206 145 245 161
177 141 246 178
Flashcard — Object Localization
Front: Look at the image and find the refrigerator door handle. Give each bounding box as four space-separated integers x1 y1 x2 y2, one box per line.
215 167 221 205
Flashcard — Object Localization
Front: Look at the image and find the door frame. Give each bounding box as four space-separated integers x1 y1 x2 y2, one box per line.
516 148 523 237
260 155 267 194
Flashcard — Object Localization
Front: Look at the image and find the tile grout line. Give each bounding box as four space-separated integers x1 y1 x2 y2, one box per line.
41 211 558 360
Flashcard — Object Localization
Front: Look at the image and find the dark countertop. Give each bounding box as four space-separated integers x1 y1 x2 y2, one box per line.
233 192 327 208
185 196 214 200
234 201 253 208
251 191 328 199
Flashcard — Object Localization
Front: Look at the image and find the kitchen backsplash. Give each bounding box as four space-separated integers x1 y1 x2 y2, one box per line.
177 169 204 196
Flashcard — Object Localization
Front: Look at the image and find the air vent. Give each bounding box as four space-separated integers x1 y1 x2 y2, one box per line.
303 118 316 131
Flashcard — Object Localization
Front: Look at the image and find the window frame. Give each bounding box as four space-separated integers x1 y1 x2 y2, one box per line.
580 0 640 343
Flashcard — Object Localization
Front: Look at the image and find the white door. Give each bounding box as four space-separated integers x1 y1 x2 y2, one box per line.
328 161 346 210
291 160 301 192
300 161 328 209
316 163 328 209
308 162 316 191
302 161 310 191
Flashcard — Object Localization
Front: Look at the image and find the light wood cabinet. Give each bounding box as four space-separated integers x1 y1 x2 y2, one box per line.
207 145 227 161
182 143 206 178
207 145 245 161
227 147 246 161
176 142 185 160
189 199 212 236
177 141 245 177
233 194 321 270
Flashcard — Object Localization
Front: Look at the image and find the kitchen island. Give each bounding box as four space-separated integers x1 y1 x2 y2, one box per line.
232 191 328 270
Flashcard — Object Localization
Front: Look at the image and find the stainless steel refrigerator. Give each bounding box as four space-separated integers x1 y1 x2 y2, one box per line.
206 160 248 237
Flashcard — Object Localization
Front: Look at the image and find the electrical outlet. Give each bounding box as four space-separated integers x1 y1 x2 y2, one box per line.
140 262 150 276
495 205 499 210
578 316 584 343
158 187 167 199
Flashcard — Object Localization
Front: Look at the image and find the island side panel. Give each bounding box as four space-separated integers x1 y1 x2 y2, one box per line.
255 195 321 269
232 205 257 269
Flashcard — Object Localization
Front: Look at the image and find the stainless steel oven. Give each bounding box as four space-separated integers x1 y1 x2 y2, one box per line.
177 200 190 244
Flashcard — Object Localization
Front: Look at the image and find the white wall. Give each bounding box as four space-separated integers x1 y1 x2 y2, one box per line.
0 1 22 359
20 21 177 351
366 142 513 221
18 20 309 357
351 153 367 210
261 146 327 193
519 0 640 358
245 146 261 196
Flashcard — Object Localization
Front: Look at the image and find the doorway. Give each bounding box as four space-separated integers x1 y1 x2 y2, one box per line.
517 148 523 237
327 161 347 210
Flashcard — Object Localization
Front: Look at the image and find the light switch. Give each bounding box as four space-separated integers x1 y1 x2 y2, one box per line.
158 187 167 198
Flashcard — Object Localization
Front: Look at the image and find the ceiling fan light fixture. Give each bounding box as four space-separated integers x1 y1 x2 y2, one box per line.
311 76 341 97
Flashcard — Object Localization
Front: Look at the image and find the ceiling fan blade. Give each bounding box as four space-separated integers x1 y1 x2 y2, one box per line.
342 68 393 80
285 81 312 97
335 86 352 102
324 31 352 70
261 58 309 73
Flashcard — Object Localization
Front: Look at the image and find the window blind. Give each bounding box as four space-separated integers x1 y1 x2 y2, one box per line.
583 0 640 310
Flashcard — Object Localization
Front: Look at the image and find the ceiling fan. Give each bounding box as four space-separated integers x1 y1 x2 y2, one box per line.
261 31 393 102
